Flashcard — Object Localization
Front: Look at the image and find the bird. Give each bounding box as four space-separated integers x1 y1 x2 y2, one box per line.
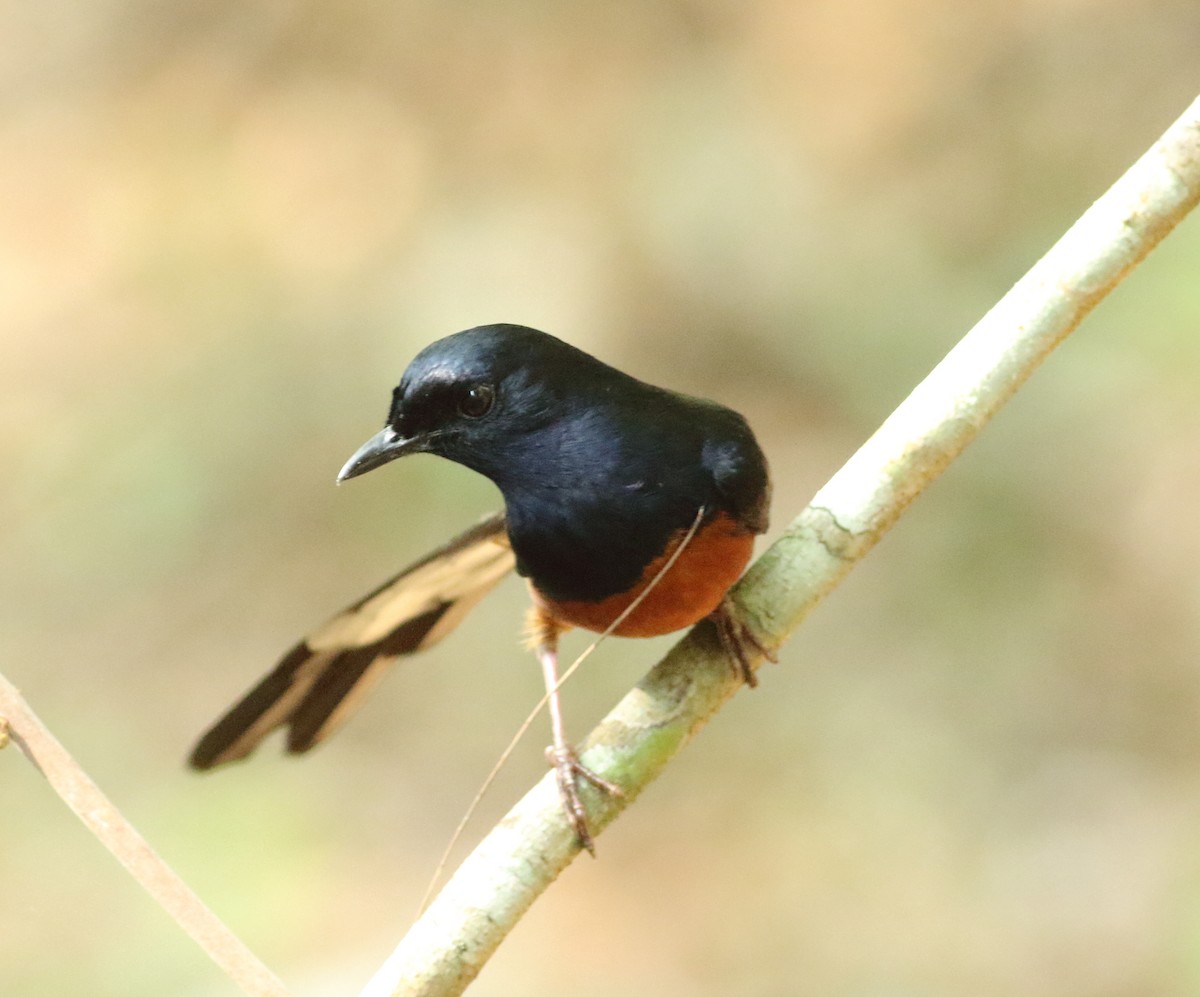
190 324 773 853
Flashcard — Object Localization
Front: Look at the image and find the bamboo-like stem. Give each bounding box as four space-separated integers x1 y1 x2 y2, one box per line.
361 94 1200 997
0 673 289 997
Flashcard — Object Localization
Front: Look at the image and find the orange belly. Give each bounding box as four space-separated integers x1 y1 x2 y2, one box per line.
531 511 756 638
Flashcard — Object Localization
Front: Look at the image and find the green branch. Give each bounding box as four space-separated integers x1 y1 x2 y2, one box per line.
359 94 1200 997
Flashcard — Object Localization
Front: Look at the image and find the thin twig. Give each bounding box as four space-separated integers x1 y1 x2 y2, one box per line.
360 94 1200 997
0 671 289 997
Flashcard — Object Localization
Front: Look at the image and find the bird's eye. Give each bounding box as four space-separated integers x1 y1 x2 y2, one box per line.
457 383 495 419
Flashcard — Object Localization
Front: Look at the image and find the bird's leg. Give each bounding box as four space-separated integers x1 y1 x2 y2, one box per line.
710 595 777 688
529 614 622 855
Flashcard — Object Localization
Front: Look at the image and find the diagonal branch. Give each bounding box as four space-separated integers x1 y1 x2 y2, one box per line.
360 94 1200 997
0 673 289 997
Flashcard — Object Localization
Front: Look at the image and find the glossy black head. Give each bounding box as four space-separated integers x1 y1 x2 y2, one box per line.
337 324 611 484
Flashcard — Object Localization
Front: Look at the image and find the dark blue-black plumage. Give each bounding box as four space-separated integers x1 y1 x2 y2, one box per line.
384 324 770 602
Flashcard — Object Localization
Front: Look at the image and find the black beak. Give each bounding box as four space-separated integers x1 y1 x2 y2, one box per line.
336 426 421 483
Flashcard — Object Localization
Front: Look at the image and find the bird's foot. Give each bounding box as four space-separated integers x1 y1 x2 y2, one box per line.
711 596 777 688
545 744 623 856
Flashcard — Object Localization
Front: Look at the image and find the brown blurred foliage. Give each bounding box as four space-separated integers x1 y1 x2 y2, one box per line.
3 2 1200 995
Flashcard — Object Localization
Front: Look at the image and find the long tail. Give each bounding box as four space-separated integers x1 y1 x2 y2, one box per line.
189 512 515 770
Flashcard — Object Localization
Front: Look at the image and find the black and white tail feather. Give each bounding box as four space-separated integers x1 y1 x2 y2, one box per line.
189 513 514 770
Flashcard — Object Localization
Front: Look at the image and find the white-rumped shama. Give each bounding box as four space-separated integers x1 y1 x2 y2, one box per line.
190 324 772 852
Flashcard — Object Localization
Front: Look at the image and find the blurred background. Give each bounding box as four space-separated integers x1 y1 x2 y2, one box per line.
3 1 1200 994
